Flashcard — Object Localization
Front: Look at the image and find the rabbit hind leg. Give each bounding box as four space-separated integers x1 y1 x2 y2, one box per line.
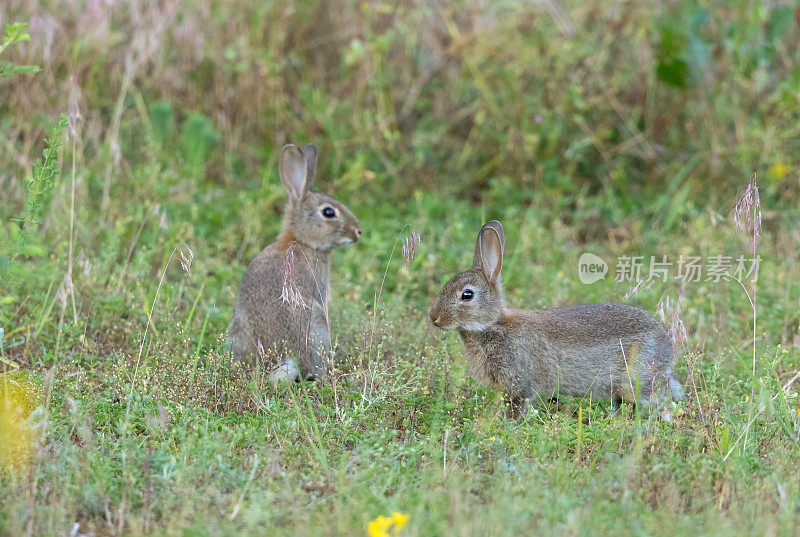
268 357 299 383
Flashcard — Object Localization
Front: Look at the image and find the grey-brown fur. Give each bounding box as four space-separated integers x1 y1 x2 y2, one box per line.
227 143 361 381
429 220 681 417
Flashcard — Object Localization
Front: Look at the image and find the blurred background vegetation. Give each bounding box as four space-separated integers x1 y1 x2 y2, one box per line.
2 0 799 220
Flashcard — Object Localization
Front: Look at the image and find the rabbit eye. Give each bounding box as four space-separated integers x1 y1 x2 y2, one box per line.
461 289 474 301
321 207 336 218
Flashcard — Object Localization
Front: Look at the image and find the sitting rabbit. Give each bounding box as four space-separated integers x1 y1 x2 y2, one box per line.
228 143 362 381
429 220 682 417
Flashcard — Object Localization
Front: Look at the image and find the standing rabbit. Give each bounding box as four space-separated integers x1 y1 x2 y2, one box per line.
429 220 682 417
228 143 362 381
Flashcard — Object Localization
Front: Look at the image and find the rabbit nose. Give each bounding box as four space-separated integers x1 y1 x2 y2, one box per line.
430 311 441 326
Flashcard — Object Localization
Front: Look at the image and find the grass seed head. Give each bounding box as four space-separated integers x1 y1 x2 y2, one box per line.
402 230 422 263
178 244 194 274
733 172 761 242
67 76 84 140
657 293 689 347
623 279 644 300
280 243 308 309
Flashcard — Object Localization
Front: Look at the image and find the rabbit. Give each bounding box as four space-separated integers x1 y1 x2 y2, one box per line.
227 143 362 381
429 220 682 418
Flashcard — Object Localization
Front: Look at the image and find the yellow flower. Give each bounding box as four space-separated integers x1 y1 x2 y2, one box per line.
368 512 410 537
0 375 36 470
368 515 393 537
768 162 791 181
390 512 409 531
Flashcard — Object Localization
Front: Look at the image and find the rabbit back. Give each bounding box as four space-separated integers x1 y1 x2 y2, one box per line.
460 302 675 405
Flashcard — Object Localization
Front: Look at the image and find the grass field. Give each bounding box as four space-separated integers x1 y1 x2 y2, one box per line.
2 1 800 535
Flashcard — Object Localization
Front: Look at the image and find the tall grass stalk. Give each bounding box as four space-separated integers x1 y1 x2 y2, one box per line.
124 243 193 424
65 81 83 325
368 225 421 361
576 405 583 462
279 242 328 376
733 173 761 450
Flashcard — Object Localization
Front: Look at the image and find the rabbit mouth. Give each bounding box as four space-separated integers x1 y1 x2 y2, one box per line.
457 321 491 332
430 314 456 330
335 237 357 246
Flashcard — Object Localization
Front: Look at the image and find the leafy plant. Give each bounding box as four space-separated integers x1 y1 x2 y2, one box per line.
12 114 68 257
0 23 40 81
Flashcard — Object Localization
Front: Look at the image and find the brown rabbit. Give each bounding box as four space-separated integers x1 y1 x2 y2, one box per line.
227 144 362 381
429 220 682 417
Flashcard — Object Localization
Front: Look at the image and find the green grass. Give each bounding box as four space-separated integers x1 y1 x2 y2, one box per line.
1 193 799 536
2 0 800 535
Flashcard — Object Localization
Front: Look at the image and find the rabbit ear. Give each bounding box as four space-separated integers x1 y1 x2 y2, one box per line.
302 144 318 190
472 221 504 284
279 144 311 200
483 220 504 250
